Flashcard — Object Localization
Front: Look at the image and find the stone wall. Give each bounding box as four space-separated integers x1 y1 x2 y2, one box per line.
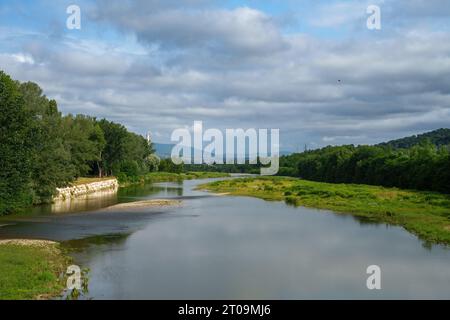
53 178 119 201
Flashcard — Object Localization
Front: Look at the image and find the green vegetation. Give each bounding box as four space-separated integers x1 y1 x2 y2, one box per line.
0 72 34 215
0 71 155 215
199 177 450 244
379 128 450 149
0 241 70 300
279 134 450 194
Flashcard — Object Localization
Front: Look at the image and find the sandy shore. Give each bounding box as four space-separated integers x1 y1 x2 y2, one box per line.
210 192 230 196
104 199 181 210
0 239 57 247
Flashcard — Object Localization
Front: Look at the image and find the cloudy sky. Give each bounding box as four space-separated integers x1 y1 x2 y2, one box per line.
1 0 449 150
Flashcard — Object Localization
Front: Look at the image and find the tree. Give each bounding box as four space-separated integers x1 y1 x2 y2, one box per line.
62 114 105 178
19 82 75 203
145 154 160 172
97 119 152 177
0 72 33 213
159 158 184 173
98 119 128 176
90 123 106 177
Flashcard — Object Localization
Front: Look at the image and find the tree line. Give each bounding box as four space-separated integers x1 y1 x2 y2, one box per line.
172 129 450 194
181 129 450 193
0 71 158 214
379 128 450 149
279 135 450 193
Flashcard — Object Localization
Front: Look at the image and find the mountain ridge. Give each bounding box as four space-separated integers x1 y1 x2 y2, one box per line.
378 128 450 149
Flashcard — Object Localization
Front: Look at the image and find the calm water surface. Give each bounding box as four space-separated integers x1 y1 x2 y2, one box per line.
1 178 449 299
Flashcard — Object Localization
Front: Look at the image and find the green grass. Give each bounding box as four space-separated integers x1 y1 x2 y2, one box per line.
198 176 450 245
0 241 70 300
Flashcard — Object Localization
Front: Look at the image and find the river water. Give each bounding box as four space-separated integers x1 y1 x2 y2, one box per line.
1 177 449 299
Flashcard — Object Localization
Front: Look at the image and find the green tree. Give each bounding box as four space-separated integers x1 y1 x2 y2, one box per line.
19 82 74 203
0 72 33 213
98 119 128 176
62 115 105 178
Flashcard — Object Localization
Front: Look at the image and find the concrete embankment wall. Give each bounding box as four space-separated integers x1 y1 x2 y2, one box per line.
53 179 119 201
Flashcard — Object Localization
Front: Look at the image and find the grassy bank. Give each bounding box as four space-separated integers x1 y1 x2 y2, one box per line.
0 240 70 300
119 171 229 187
198 177 450 244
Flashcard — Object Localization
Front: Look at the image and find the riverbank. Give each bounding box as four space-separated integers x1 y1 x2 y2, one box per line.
198 176 450 244
54 177 119 201
104 199 181 211
0 240 70 300
0 172 228 299
52 172 229 201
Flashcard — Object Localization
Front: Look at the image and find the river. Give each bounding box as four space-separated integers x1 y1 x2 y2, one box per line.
0 177 449 299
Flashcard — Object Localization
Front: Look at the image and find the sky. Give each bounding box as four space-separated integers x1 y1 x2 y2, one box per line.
1 0 450 151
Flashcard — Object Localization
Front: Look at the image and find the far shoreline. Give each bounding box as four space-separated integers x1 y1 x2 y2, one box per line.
198 176 450 245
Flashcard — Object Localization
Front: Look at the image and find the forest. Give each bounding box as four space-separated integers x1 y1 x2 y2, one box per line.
278 131 450 194
0 71 158 214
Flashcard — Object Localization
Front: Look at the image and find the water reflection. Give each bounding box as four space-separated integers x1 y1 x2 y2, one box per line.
13 182 185 217
62 233 131 253
72 194 450 299
118 182 183 200
1 178 449 299
51 189 119 214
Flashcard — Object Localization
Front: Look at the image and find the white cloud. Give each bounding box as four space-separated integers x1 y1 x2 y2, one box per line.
1 0 449 149
11 53 35 65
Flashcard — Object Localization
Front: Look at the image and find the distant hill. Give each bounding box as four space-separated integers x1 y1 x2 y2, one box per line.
378 128 450 149
153 143 202 159
153 143 174 158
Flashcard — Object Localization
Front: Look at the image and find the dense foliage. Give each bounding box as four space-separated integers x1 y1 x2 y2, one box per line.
279 137 450 193
379 128 450 149
0 71 156 214
0 72 34 214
